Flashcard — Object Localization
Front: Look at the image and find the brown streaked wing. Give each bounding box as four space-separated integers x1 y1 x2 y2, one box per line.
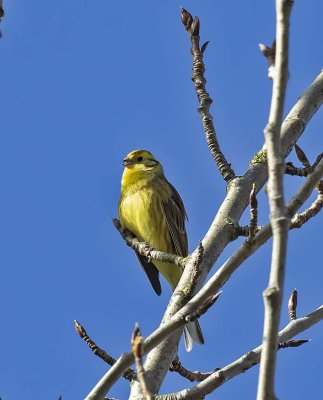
160 179 188 257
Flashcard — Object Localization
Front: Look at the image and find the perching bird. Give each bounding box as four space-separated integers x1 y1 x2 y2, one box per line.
118 149 204 351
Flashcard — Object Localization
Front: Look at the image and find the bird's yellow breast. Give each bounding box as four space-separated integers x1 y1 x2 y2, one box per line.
119 184 170 253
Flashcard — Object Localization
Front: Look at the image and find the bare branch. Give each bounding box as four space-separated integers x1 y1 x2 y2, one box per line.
257 1 294 398
74 320 136 381
291 181 323 228
169 357 219 383
285 162 308 176
157 306 323 400
286 145 323 178
181 7 235 183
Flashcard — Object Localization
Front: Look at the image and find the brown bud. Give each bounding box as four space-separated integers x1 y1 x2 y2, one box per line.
181 7 193 31
279 339 309 349
112 218 121 230
295 144 311 170
201 41 210 54
74 320 86 338
191 17 200 36
288 289 297 320
249 183 258 209
131 322 140 341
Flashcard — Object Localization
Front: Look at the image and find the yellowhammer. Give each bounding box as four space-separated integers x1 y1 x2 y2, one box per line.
118 149 204 351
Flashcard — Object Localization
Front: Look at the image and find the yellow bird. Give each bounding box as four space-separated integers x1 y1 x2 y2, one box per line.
118 149 204 351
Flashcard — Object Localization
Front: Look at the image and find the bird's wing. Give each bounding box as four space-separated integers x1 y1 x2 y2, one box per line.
161 180 188 257
135 252 162 296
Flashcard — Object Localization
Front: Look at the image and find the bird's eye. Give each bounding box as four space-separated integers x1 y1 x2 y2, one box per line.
137 156 143 162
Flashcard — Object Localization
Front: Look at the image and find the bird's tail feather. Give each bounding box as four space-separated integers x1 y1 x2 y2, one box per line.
184 320 204 352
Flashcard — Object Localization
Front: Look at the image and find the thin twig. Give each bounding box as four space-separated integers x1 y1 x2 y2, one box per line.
257 1 294 399
132 324 155 400
285 162 308 176
181 8 235 183
74 320 136 381
291 181 323 228
169 357 219 382
156 306 323 400
285 149 323 177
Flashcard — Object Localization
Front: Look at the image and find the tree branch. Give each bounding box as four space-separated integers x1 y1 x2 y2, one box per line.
74 320 136 382
181 8 235 183
156 306 323 400
169 357 218 383
257 1 294 398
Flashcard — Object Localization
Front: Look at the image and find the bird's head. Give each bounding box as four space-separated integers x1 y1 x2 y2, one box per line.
122 150 163 175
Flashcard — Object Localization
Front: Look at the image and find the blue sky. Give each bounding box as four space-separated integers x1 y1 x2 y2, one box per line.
1 1 322 399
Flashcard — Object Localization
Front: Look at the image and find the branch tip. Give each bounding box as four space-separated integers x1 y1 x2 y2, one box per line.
180 7 193 32
278 339 309 349
74 319 86 338
112 218 122 231
181 7 235 182
294 144 311 170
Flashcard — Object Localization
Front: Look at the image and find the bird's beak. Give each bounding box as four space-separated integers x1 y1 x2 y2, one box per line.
123 158 135 167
